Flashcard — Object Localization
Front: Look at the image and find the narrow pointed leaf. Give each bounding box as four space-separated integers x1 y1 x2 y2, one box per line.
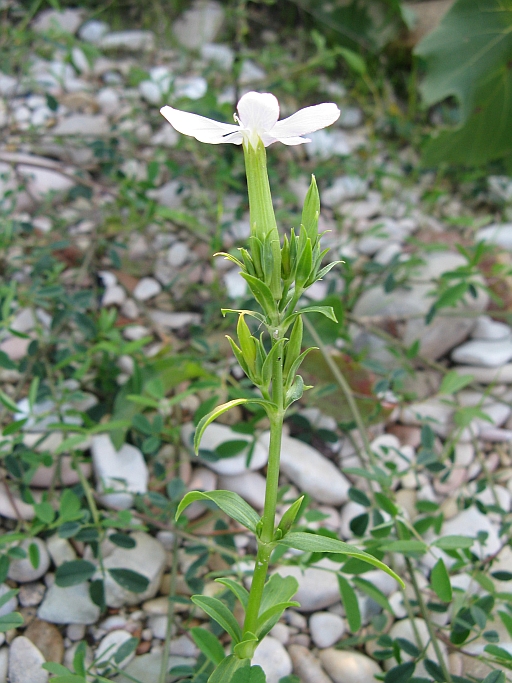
215 577 249 609
431 558 452 602
241 273 277 315
279 532 403 586
337 575 361 632
255 600 300 638
175 490 260 532
190 627 226 666
207 654 250 683
191 595 242 644
298 305 337 322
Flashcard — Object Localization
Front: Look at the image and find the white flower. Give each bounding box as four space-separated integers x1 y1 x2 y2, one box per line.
160 91 340 149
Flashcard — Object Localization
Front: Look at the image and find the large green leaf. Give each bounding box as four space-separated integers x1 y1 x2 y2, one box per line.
191 595 243 644
415 0 512 165
279 531 404 586
175 490 261 533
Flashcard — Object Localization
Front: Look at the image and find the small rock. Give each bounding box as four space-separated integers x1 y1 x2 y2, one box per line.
33 8 84 34
182 422 269 475
133 277 161 301
8 637 48 683
269 622 290 645
100 30 155 52
200 43 234 70
114 653 195 683
25 619 64 663
101 532 166 608
46 536 76 567
174 76 207 100
0 483 34 520
476 223 512 250
71 47 90 74
173 0 225 49
386 618 448 677
170 635 198 657
95 630 135 673
8 538 50 583
51 115 109 136
167 241 190 267
218 471 266 509
452 337 512 367
472 316 511 340
78 20 110 43
288 644 333 683
0 336 31 361
259 431 350 505
320 648 381 683
66 624 86 641
322 176 368 208
309 612 345 648
139 80 163 105
38 583 100 624
273 559 340 612
453 364 512 384
150 124 178 148
252 636 292 683
18 582 45 608
224 268 247 298
0 648 7 683
148 310 200 330
0 72 17 97
433 506 501 566
30 456 91 488
338 106 363 128
96 88 120 116
102 285 126 307
91 434 148 509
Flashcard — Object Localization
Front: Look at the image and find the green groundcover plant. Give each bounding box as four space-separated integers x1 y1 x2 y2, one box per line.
159 91 403 682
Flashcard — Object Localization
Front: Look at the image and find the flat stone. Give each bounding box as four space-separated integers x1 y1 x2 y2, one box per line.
172 0 225 49
101 532 166 608
8 637 48 683
46 536 76 567
17 164 75 199
0 336 30 360
386 618 448 677
200 43 234 70
224 269 247 298
167 242 190 267
288 645 333 683
91 435 148 509
148 310 201 329
252 636 292 683
33 8 84 34
102 285 126 307
322 175 368 208
218 471 266 509
309 611 345 648
139 80 163 105
259 431 350 505
114 653 195 683
454 363 512 383
150 124 179 148
0 648 7 683
476 223 512 250
95 630 135 673
182 422 269 475
30 456 91 488
25 619 64 663
51 115 109 136
272 559 340 612
8 538 50 583
18 582 45 608
100 30 155 52
319 648 381 683
472 316 511 340
38 583 100 624
452 337 512 367
0 584 17 617
433 506 501 567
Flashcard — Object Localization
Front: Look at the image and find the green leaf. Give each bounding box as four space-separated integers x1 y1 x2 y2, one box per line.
352 577 393 613
42 663 72 675
482 671 506 683
431 558 452 602
374 492 399 517
499 610 512 639
0 588 17 610
208 654 250 683
28 542 40 569
0 611 23 632
193 399 275 454
215 578 249 610
435 283 469 311
415 0 512 166
432 535 474 550
215 440 250 458
338 46 367 75
59 490 82 521
337 575 361 632
439 371 474 395
255 601 300 638
484 644 512 662
298 305 338 322
279 532 404 587
241 273 277 315
379 540 427 556
191 595 242 644
109 533 136 549
55 560 96 587
384 662 415 683
190 627 226 666
301 175 320 243
232 665 266 683
42 677 84 683
176 490 260 533
233 633 259 660
34 502 55 525
0 389 19 412
108 569 149 594
276 496 304 538
348 487 371 508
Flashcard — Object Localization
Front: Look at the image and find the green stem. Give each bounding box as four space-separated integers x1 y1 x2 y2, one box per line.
243 141 278 240
242 339 285 636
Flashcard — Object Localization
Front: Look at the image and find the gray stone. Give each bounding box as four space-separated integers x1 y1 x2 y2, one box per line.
78 20 110 43
452 337 512 367
95 630 135 673
51 115 109 137
386 618 447 678
319 648 381 683
100 30 155 52
38 583 100 624
91 434 148 509
133 277 161 301
309 612 345 649
139 80 163 105
182 422 269 475
18 582 45 607
0 584 17 617
288 645 334 683
472 315 511 340
101 532 166 607
200 43 234 70
272 559 340 612
8 637 48 683
0 648 7 683
321 176 368 207
476 223 512 250
454 363 512 384
148 310 201 330
8 538 50 583
167 242 190 267
0 483 34 520
259 431 350 505
218 471 266 509
252 636 292 683
46 536 76 567
113 653 195 683
173 1 225 49
33 8 84 34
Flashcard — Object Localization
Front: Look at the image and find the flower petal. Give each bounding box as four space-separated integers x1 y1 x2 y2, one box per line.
236 92 280 135
270 103 340 142
160 105 241 144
